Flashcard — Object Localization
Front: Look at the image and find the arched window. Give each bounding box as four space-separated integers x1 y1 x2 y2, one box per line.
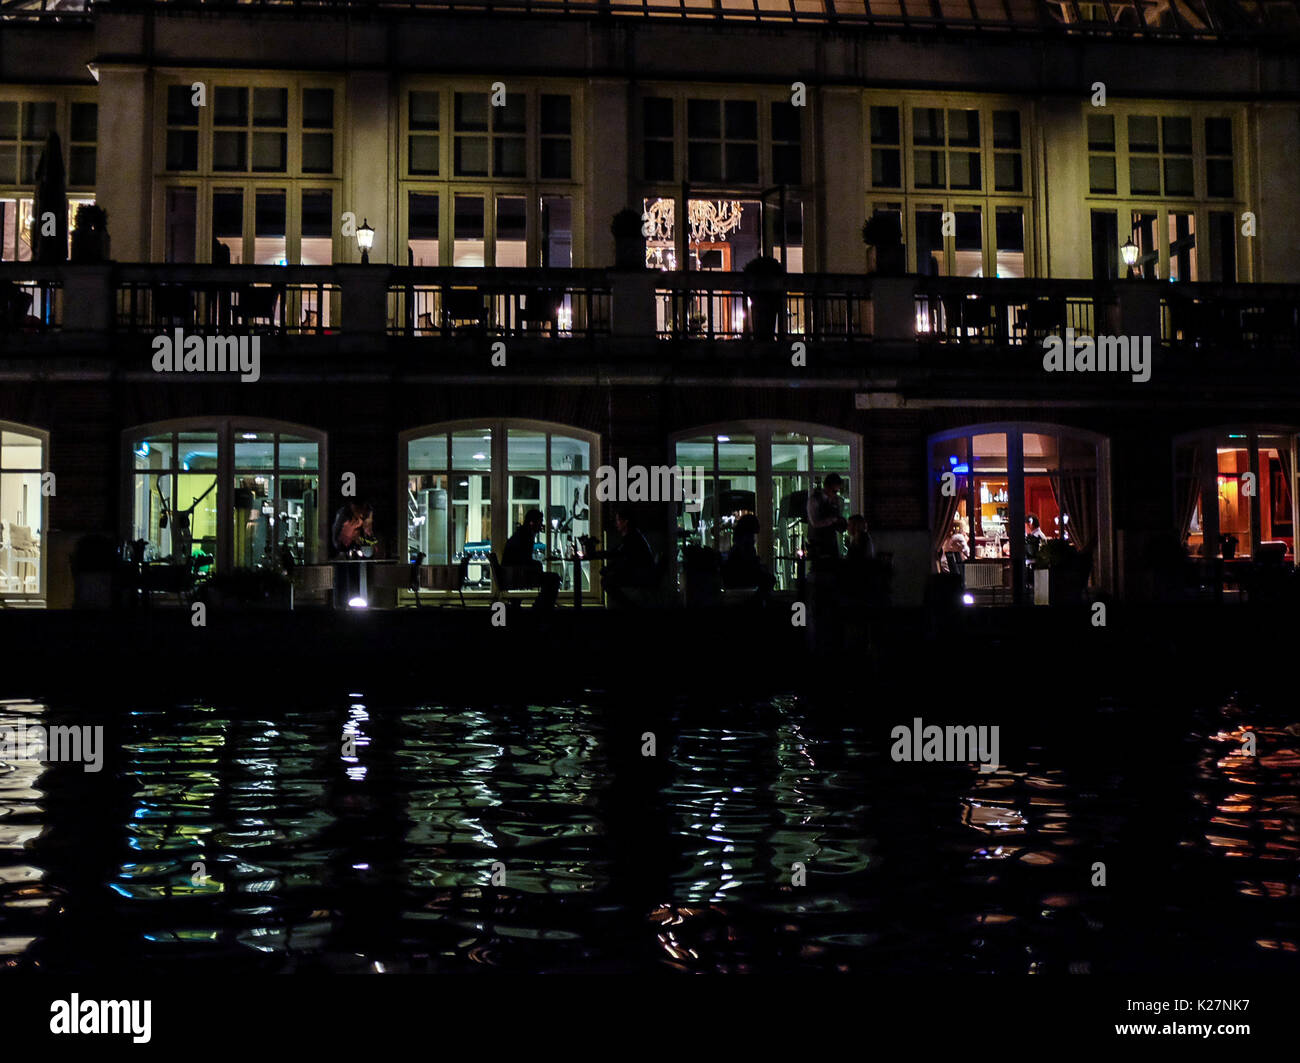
928 423 1111 604
124 419 326 575
671 421 861 590
1174 426 1298 564
0 422 49 601
401 419 599 596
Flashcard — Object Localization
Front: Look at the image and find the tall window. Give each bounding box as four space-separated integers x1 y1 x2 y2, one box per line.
929 424 1108 604
158 78 340 263
673 423 859 592
0 423 47 600
402 420 598 597
867 97 1031 277
0 95 97 261
126 420 325 576
1175 428 1298 565
1084 105 1243 281
401 83 580 266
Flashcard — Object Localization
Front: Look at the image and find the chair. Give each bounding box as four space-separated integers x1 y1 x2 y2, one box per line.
234 285 281 329
442 287 488 333
153 285 193 328
518 288 561 334
944 550 965 580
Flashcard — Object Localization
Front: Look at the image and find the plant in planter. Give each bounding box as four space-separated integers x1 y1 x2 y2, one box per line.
1219 533 1239 560
862 212 905 276
742 254 787 340
610 208 647 270
70 204 110 264
1034 540 1091 604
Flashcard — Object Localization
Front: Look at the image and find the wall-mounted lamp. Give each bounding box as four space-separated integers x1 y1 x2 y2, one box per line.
357 219 375 265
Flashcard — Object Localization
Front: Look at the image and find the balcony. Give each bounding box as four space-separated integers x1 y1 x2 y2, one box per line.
3 262 1299 385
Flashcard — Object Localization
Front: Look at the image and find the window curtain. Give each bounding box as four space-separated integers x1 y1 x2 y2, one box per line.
932 473 965 571
1054 473 1097 554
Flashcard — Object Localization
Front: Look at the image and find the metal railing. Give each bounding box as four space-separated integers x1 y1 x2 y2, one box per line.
114 264 340 335
1160 283 1300 352
386 267 611 338
0 266 64 334
654 272 872 341
914 277 1107 347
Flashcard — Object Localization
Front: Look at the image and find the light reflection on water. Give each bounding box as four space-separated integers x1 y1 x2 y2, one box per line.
0 692 1297 973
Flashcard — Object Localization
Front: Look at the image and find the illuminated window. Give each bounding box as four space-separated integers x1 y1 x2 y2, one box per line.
0 423 48 601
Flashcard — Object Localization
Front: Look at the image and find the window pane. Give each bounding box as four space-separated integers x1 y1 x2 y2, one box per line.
1128 115 1158 153
912 107 943 145
540 195 572 268
1087 113 1114 151
994 152 1021 192
0 102 16 139
409 134 439 175
725 143 758 183
507 429 547 470
1162 116 1192 154
408 191 440 266
212 131 247 171
687 99 721 139
214 87 248 126
451 430 492 470
949 151 980 190
913 149 944 188
302 132 333 173
22 102 55 140
453 194 485 267
872 148 900 187
302 189 332 238
1129 155 1160 195
495 195 527 267
493 135 526 178
1088 154 1116 194
772 101 800 142
70 102 97 142
165 187 197 263
870 106 900 144
303 88 334 128
1164 157 1194 196
1206 157 1234 198
454 93 489 132
947 109 980 147
69 145 96 186
725 100 757 140
992 110 1020 149
454 136 488 176
689 142 722 182
644 97 673 138
645 141 674 181
995 207 1025 279
408 436 448 470
167 130 198 171
1205 117 1233 155
410 91 439 131
540 138 570 179
251 132 286 172
235 434 275 470
773 143 801 185
253 88 287 127
540 94 571 135
497 94 526 133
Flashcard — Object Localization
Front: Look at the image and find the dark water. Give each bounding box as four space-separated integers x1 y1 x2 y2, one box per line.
1 691 1298 974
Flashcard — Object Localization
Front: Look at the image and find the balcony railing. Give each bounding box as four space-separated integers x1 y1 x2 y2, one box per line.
386 267 611 339
115 264 341 335
914 277 1107 347
4 262 1300 367
654 272 872 342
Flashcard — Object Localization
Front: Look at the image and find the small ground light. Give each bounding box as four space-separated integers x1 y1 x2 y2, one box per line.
962 593 975 606
348 596 368 608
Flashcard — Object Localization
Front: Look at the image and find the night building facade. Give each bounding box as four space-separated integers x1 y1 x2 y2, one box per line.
2 0 1300 609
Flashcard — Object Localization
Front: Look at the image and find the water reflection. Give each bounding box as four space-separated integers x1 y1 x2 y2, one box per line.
0 692 1296 973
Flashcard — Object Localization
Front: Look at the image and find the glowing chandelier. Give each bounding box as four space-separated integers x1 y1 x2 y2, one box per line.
644 198 744 243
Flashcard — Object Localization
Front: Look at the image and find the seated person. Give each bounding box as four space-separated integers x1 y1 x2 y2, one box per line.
1025 514 1047 561
940 520 968 572
502 508 560 609
721 513 775 595
845 514 874 562
582 505 658 606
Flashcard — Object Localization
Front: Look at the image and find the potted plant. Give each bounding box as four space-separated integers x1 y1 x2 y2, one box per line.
742 254 787 340
862 212 905 276
70 203 110 264
1034 540 1090 604
611 208 646 270
1219 532 1239 560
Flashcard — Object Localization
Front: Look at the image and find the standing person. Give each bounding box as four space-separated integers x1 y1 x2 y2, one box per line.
1024 513 1047 560
721 512 775 597
806 473 847 570
503 508 561 609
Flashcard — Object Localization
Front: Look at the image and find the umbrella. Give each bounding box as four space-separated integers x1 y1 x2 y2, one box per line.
33 130 67 265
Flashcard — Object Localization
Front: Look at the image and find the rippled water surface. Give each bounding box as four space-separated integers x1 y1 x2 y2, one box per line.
1 693 1297 973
